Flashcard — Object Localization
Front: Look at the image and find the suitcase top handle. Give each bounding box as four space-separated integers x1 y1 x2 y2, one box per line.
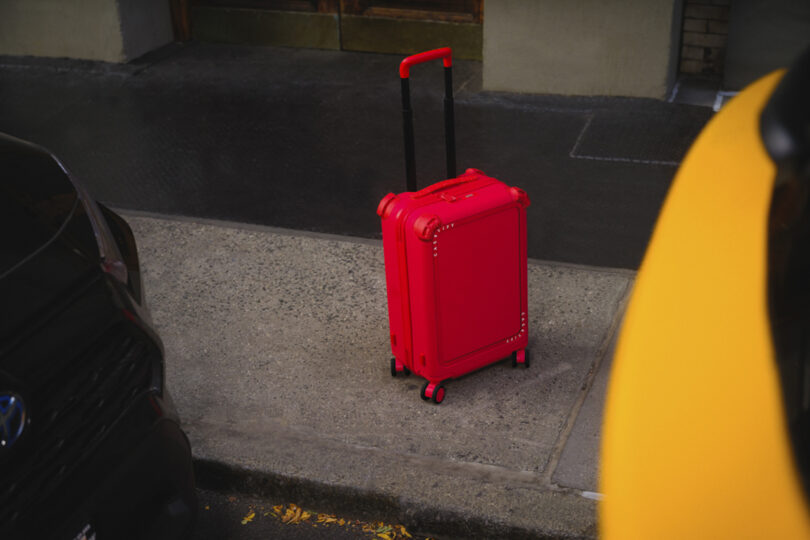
399 47 456 192
413 171 476 199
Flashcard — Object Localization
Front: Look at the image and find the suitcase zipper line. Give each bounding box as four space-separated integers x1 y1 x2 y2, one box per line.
394 191 463 371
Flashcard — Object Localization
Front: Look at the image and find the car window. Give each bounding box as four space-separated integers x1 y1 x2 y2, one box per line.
0 135 100 343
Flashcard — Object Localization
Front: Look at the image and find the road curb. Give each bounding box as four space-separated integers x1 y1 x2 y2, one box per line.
193 458 595 540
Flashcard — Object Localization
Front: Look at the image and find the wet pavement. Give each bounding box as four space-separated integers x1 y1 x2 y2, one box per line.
0 42 712 269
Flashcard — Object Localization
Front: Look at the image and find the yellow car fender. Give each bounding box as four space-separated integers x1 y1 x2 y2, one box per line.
600 58 810 539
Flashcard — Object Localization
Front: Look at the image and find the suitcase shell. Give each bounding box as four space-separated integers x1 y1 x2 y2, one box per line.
381 47 531 402
378 168 530 385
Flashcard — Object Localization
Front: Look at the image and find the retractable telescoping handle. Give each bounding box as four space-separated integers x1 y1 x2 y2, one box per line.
400 47 456 192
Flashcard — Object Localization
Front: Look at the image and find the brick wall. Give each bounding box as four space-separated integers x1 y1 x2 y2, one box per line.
680 0 730 76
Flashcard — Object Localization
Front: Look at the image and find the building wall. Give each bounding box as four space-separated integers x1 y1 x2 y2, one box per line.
724 0 810 90
119 0 175 61
189 4 482 60
0 0 172 63
679 0 730 77
483 0 682 98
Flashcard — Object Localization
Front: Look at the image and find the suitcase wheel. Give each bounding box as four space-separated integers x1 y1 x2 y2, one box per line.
420 381 446 404
512 349 531 368
433 385 446 404
391 357 411 377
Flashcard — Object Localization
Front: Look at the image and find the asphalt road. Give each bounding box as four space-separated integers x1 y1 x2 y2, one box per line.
0 42 712 270
194 489 438 540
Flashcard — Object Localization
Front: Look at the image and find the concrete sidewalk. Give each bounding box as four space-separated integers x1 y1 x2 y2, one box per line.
125 212 633 539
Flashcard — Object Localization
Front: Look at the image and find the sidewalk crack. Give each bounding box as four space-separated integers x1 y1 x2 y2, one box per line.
540 277 634 486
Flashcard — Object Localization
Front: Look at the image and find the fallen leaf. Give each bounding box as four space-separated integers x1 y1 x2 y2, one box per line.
204 505 210 511
241 511 255 525
290 506 303 524
228 496 237 503
377 533 393 540
273 505 284 514
338 518 346 526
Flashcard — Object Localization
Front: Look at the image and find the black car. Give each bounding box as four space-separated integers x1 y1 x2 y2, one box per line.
0 132 196 539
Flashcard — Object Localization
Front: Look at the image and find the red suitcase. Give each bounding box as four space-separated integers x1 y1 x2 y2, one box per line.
377 47 531 404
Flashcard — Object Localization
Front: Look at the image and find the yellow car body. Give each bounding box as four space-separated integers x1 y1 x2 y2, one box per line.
600 60 810 539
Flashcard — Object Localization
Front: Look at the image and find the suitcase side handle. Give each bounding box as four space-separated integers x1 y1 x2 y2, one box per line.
400 47 457 192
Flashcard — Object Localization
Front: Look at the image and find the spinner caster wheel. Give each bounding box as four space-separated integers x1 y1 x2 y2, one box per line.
391 357 410 377
420 381 446 404
512 349 530 368
432 385 446 404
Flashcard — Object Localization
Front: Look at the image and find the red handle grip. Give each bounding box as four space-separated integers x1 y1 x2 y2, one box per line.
399 47 453 78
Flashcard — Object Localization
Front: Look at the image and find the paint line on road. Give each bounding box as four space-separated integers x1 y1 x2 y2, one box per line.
581 491 604 501
573 154 680 167
667 80 682 103
569 115 680 167
568 114 594 158
713 90 739 112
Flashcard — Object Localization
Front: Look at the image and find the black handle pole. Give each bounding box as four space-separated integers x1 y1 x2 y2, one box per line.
444 66 457 179
401 78 417 192
400 53 457 192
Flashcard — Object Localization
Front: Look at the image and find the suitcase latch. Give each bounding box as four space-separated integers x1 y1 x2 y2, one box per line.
441 192 475 203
